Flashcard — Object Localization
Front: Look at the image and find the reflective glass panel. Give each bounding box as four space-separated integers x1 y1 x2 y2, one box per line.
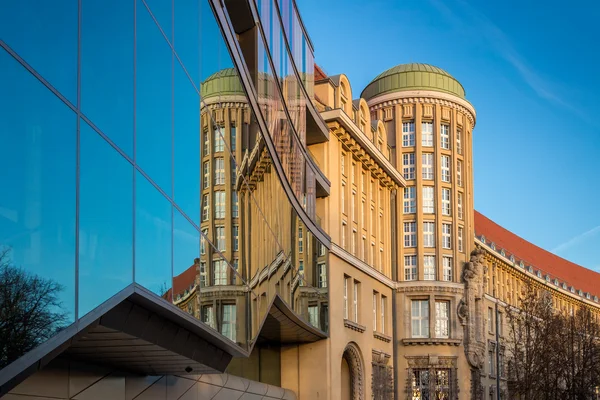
174 0 200 86
135 172 172 299
0 49 76 367
81 0 134 156
79 121 133 317
144 0 173 42
136 1 173 194
174 61 200 223
0 0 77 103
172 209 200 315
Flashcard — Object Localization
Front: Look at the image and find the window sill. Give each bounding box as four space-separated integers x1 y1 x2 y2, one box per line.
374 331 392 343
401 338 461 346
344 319 366 333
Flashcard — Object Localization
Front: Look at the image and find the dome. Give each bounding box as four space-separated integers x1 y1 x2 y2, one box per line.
200 68 245 99
361 63 466 101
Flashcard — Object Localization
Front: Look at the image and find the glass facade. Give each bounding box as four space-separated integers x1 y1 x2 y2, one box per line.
0 0 328 372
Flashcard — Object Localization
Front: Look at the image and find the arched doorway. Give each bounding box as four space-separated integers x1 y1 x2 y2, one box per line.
341 342 364 400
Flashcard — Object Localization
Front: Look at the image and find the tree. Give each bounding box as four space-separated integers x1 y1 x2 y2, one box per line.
506 283 600 400
0 247 69 368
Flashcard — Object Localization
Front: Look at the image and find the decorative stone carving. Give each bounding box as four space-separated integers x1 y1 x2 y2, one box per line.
461 247 487 400
343 342 364 400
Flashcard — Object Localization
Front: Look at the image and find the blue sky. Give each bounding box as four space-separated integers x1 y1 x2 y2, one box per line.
298 0 600 271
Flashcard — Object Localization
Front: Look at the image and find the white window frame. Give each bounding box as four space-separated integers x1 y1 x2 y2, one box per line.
402 153 415 180
341 152 346 176
440 124 450 149
221 304 236 341
421 121 433 147
318 263 327 288
404 222 417 247
342 221 347 248
458 226 464 253
214 126 225 153
456 128 462 154
435 301 450 338
215 191 225 219
411 300 430 338
423 222 435 248
353 281 359 323
443 256 453 282
232 191 239 218
213 259 227 286
442 223 452 249
457 160 463 186
441 155 451 183
215 157 225 185
458 192 464 220
343 276 349 319
422 153 434 180
202 194 210 221
404 255 417 281
298 226 303 253
423 186 434 213
203 161 210 189
216 226 226 251
352 228 357 255
341 182 346 214
424 255 436 280
233 225 239 251
199 261 207 287
402 121 415 147
404 187 416 214
200 229 208 255
381 296 386 334
442 188 451 216
373 292 378 331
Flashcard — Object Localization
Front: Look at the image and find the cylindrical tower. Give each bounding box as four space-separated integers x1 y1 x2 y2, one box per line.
362 63 477 399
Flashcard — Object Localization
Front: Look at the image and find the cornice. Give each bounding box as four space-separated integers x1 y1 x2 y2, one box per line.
396 281 465 295
366 89 476 127
330 243 396 288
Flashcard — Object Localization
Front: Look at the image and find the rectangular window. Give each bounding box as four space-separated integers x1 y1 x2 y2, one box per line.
404 222 417 247
362 172 366 193
341 153 346 175
202 305 214 328
230 126 236 152
213 259 227 285
214 126 224 152
203 161 210 189
200 229 208 255
214 157 225 185
232 191 239 218
381 296 386 334
442 188 451 216
457 160 463 186
499 312 503 337
423 186 434 213
352 229 357 256
458 227 464 252
424 255 436 280
298 226 303 253
215 191 225 219
231 159 236 182
373 292 378 331
203 131 210 157
362 236 367 262
318 243 326 257
341 182 346 214
370 242 375 267
318 263 327 288
353 281 360 323
423 222 435 247
308 305 319 328
402 153 415 180
361 199 365 227
456 128 462 155
443 256 453 282
435 301 450 338
488 346 495 376
298 261 305 286
411 300 430 338
352 192 356 222
458 192 464 220
343 276 349 319
442 223 452 249
402 187 416 214
202 194 210 221
404 255 417 281
422 121 433 147
402 121 415 147
221 304 236 341
351 162 356 184
199 261 207 287
440 124 450 149
488 307 494 333
216 226 226 251
422 153 434 180
370 206 375 235
342 221 347 248
233 225 239 251
441 155 451 183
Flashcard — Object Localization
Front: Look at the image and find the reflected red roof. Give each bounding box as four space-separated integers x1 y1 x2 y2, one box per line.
475 211 600 297
315 64 327 81
162 263 197 300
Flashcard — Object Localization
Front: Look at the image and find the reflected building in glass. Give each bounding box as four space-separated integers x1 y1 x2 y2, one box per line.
1 0 329 398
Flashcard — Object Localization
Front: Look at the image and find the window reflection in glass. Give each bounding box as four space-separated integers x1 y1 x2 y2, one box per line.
79 121 133 317
172 209 200 315
0 49 76 367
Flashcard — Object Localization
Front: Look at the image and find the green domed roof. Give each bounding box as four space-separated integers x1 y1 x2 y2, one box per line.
361 63 466 101
200 68 245 99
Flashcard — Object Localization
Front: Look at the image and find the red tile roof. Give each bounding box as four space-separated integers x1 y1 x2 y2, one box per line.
315 64 327 81
162 262 198 301
474 211 600 297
